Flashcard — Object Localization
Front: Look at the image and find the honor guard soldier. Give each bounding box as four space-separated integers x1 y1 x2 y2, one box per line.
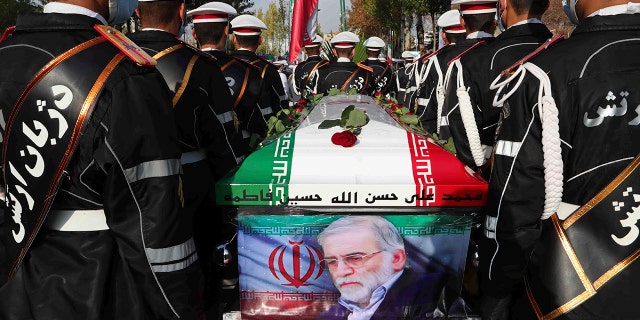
230 15 287 118
314 31 374 95
480 0 640 319
395 51 418 107
415 10 468 133
291 34 326 100
362 36 396 97
129 0 246 315
436 0 498 171
188 2 270 151
0 0 202 319
441 0 553 175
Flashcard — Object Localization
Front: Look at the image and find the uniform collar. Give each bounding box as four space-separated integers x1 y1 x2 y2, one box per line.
588 2 640 17
466 30 494 39
43 2 107 25
337 57 351 62
509 18 543 28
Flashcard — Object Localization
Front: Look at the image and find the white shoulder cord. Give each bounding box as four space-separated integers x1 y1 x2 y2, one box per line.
291 69 301 96
490 63 563 219
436 60 455 134
416 56 441 119
454 59 485 167
311 69 319 94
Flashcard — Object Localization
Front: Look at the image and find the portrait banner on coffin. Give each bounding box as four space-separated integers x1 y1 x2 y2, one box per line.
237 213 472 319
1 36 127 281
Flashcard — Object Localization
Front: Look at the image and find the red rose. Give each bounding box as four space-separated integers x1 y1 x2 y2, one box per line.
296 100 307 107
331 130 357 147
391 104 402 112
374 92 383 98
293 105 304 113
406 111 415 115
288 114 294 119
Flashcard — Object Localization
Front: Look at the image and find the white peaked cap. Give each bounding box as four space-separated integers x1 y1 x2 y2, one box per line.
330 31 360 48
451 0 497 14
437 10 466 33
304 34 323 47
230 14 268 35
187 2 237 23
272 60 288 66
363 36 385 50
401 51 415 59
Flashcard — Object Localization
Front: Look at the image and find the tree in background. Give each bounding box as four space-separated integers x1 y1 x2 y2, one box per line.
542 0 574 36
256 1 290 58
0 0 42 32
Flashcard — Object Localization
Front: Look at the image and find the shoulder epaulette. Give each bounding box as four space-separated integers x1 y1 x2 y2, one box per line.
315 60 331 68
94 25 156 67
0 25 15 43
447 39 486 66
356 63 373 72
500 33 565 77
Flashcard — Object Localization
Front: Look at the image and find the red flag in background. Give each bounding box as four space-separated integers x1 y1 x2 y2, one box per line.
289 0 319 63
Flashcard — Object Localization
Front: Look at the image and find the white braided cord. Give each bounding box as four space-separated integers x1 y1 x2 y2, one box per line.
519 63 564 219
454 59 485 167
437 59 456 134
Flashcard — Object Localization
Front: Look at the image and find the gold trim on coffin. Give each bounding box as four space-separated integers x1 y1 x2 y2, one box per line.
527 156 640 319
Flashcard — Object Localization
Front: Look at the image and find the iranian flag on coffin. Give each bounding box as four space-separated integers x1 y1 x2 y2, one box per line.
237 213 471 319
217 95 487 208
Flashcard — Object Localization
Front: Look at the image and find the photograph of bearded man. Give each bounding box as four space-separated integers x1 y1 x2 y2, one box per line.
316 216 447 320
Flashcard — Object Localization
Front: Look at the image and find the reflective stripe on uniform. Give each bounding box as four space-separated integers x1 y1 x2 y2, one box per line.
217 110 234 124
484 215 497 239
261 107 273 116
181 149 206 165
417 98 429 107
494 140 522 158
43 209 108 231
147 237 198 273
124 159 181 183
440 116 449 126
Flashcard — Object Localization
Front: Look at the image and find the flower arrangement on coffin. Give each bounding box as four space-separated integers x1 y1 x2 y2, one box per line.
318 105 369 148
264 93 324 142
373 92 457 155
373 92 424 132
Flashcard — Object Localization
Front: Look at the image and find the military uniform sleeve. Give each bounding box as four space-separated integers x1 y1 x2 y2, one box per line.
201 60 245 178
266 64 288 112
94 68 201 319
479 75 545 299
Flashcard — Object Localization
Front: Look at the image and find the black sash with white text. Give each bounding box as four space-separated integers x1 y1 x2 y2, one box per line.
2 37 125 281
525 156 640 319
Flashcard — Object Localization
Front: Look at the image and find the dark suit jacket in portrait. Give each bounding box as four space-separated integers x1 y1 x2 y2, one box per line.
317 269 447 320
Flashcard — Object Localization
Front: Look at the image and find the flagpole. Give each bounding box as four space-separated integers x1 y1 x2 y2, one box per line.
340 0 346 31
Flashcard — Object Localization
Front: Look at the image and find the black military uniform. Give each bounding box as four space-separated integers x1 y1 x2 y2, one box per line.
441 23 551 173
205 48 269 149
0 9 200 320
232 50 287 117
292 55 327 98
482 11 640 320
395 57 417 107
314 60 375 95
129 30 244 173
363 58 396 96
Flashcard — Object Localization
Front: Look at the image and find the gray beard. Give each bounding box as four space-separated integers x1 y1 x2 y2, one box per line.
334 253 398 306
